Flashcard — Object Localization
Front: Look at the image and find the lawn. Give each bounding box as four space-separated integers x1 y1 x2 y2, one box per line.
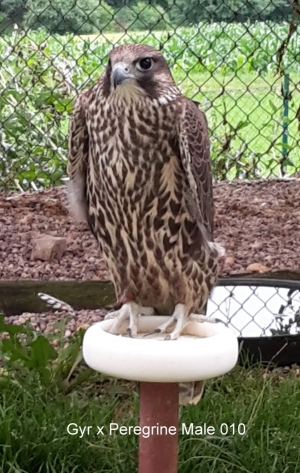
1 319 299 472
1 357 300 472
179 71 300 178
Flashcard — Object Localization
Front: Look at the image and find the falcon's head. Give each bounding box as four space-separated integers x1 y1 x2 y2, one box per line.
103 44 178 101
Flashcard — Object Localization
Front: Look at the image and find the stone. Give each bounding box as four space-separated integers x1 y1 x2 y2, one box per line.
31 235 67 261
77 323 90 331
224 256 235 266
19 232 31 242
246 263 269 273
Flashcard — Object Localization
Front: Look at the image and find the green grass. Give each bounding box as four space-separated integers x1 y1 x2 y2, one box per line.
1 364 300 473
177 71 300 178
1 320 300 472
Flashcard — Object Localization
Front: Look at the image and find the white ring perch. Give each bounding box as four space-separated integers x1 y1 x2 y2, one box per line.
83 316 238 382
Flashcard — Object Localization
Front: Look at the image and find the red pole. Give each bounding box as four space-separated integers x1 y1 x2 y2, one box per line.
138 382 179 473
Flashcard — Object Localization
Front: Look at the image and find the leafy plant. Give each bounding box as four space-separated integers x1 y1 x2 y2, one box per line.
114 2 170 32
0 316 99 393
24 0 115 35
270 288 300 335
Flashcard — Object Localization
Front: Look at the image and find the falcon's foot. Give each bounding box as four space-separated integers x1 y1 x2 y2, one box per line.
151 304 190 340
146 305 219 340
105 302 154 337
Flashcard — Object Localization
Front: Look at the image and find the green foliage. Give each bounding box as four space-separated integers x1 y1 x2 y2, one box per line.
0 0 26 31
0 32 71 189
1 343 300 472
23 0 115 34
114 2 170 31
168 0 293 26
0 23 300 189
0 316 99 393
270 300 300 335
0 0 296 35
1 313 300 471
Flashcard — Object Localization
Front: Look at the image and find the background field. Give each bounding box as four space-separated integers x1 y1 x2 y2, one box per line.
1 22 300 190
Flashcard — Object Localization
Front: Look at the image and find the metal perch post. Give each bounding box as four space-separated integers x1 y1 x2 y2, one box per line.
83 315 238 472
139 382 179 473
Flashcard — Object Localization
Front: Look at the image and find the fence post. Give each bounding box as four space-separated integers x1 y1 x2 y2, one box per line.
281 73 290 175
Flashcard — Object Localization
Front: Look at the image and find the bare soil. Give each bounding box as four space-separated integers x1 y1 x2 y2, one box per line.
2 179 300 334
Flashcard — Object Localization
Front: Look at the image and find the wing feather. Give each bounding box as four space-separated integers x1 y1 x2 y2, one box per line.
177 98 214 240
66 90 90 222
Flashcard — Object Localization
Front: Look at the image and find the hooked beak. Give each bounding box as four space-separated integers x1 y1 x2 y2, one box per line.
112 62 135 88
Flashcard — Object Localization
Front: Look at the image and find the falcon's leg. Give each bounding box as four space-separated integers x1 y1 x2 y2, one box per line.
105 302 154 337
154 304 190 340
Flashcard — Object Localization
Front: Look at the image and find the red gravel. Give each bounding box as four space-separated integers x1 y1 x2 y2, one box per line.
4 309 107 343
1 179 300 281
214 179 300 274
0 186 109 281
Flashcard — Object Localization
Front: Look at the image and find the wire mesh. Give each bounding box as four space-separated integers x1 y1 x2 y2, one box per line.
0 1 299 191
209 278 300 337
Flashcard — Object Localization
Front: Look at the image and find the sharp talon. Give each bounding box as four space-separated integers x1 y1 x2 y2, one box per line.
151 304 189 339
142 329 160 338
215 318 227 325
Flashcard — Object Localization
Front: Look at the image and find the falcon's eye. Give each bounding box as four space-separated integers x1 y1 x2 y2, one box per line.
136 57 153 71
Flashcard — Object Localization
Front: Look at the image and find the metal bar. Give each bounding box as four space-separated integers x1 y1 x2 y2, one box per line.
138 382 179 473
216 277 300 289
282 73 290 175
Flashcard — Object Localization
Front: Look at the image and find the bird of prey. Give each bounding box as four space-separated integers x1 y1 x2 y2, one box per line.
67 43 221 350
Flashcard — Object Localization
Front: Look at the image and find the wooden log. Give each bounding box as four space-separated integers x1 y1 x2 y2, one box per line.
1 270 300 316
0 280 116 316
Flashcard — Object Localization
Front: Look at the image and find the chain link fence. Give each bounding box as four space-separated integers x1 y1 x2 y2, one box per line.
0 1 299 191
208 278 300 338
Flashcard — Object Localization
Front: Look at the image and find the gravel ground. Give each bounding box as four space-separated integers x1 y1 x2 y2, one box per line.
4 309 107 344
2 179 300 335
0 186 109 281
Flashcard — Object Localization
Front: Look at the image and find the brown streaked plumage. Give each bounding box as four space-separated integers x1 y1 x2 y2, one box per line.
67 43 222 403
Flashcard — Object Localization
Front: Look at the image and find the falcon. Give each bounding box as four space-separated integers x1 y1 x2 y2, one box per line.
67 43 221 344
